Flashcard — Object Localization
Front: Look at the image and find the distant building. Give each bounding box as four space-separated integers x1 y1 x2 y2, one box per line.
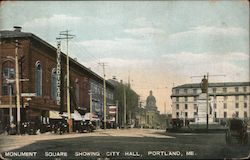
108 78 139 127
171 82 250 122
144 90 160 128
0 27 114 130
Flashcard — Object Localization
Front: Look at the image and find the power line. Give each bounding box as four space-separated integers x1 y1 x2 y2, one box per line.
71 37 100 62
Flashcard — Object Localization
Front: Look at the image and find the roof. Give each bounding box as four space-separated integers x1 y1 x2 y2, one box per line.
0 29 114 89
0 30 33 38
173 82 250 89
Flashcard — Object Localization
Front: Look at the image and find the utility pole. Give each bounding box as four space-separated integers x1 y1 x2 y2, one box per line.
191 73 226 130
123 84 127 128
116 100 119 128
99 62 107 129
14 40 21 135
57 30 75 132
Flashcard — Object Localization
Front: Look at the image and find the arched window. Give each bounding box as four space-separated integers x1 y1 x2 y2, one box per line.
35 61 42 96
51 68 57 100
75 78 80 105
1 60 15 96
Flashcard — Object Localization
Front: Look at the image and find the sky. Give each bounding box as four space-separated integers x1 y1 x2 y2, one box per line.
0 1 249 114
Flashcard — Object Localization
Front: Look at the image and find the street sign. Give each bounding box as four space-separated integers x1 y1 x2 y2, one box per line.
108 106 117 115
6 78 29 83
21 93 36 97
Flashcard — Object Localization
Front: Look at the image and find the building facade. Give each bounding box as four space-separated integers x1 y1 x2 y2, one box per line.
108 78 139 127
0 27 114 130
135 91 161 129
171 82 250 122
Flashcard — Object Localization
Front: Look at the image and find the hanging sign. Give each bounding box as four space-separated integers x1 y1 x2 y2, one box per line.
56 41 61 106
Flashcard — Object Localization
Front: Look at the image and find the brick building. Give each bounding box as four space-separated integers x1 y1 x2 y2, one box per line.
0 27 114 129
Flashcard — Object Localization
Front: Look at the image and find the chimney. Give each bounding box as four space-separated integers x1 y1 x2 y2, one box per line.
13 26 22 32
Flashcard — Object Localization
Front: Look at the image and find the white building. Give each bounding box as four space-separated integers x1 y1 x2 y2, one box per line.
171 82 250 121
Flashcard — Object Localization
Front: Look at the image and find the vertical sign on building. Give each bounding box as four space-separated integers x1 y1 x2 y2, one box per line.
56 41 61 106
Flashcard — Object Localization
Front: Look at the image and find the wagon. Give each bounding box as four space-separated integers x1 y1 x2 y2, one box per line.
225 118 248 144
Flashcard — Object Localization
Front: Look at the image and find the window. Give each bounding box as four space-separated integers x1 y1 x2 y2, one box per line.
224 112 227 118
194 104 197 110
194 112 197 116
185 112 188 118
224 96 227 101
176 97 179 102
176 104 179 110
214 112 217 118
235 111 239 118
110 93 114 100
75 79 80 105
214 103 217 109
244 103 247 108
223 87 227 93
185 104 188 109
176 112 179 118
243 87 247 92
194 96 197 101
2 67 15 96
223 103 227 109
235 103 239 108
244 111 247 118
193 89 197 94
35 61 42 96
235 87 239 92
244 95 247 101
2 83 9 95
51 68 57 100
235 96 239 101
212 88 216 93
175 89 179 94
184 89 187 94
185 97 188 102
3 68 15 79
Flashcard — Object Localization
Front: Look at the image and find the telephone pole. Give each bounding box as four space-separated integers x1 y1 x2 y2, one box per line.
123 84 127 128
14 40 21 135
57 30 75 132
99 62 107 129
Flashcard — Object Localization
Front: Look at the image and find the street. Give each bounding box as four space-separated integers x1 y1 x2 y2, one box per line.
0 129 249 160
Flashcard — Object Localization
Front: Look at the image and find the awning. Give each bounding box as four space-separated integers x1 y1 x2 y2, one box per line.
49 111 62 119
83 112 100 121
60 110 83 121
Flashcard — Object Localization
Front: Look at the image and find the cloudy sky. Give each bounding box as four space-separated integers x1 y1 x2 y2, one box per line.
0 1 249 113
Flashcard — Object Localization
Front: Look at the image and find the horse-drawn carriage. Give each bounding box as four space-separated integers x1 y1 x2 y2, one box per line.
225 118 248 145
